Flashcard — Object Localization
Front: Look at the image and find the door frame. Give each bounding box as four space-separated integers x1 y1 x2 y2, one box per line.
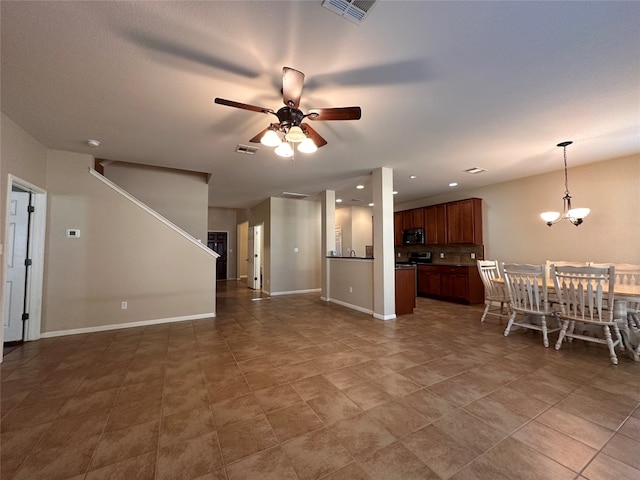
2 175 46 354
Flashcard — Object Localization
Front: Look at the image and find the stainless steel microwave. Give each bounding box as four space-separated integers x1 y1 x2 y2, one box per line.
402 228 425 245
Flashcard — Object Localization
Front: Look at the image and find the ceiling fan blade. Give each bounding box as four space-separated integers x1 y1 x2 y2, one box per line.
307 106 361 121
249 124 281 143
301 124 328 148
282 67 305 108
214 98 274 115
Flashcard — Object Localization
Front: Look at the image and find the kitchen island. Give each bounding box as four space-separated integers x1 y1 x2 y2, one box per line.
395 264 416 315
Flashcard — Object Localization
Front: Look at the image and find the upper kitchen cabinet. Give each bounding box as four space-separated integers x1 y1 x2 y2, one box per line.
446 198 483 245
394 212 403 246
424 204 447 245
402 208 424 230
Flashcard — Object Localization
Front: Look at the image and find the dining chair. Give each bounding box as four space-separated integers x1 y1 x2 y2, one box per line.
476 260 510 323
590 263 640 328
551 264 622 364
545 260 589 305
502 263 560 347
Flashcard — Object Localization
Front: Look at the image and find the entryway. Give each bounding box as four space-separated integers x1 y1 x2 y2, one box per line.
2 176 46 360
207 231 228 280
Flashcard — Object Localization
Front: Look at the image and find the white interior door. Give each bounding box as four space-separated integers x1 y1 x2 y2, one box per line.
247 225 262 290
3 189 30 342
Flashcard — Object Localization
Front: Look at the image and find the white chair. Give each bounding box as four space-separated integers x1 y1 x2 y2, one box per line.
502 263 560 347
477 260 510 323
590 263 640 328
590 263 640 361
545 261 589 305
552 265 622 365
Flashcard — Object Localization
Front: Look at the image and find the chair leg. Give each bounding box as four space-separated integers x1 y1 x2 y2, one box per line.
603 325 618 365
504 312 517 337
541 315 549 348
555 320 570 350
481 302 490 322
613 323 625 352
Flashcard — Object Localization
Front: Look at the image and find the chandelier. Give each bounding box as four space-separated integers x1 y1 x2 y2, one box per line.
540 141 590 227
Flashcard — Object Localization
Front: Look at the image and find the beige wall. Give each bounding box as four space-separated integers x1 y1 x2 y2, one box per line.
208 207 238 279
328 258 373 313
335 206 373 257
396 154 640 264
102 161 209 241
269 197 321 294
44 150 217 334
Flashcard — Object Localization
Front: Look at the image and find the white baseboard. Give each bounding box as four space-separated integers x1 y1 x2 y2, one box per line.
40 312 216 338
269 288 322 296
373 312 397 321
327 298 373 316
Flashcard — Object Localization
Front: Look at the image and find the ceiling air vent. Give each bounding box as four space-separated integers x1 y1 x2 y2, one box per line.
322 0 377 24
464 167 488 174
235 144 259 155
276 192 310 200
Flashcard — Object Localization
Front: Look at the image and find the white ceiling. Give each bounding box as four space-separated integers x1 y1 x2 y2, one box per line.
2 1 639 209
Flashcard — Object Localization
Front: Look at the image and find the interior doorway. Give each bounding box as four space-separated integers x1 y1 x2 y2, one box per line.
2 176 47 359
207 231 228 281
247 225 262 290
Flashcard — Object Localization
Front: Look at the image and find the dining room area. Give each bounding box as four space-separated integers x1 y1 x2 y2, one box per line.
478 259 640 364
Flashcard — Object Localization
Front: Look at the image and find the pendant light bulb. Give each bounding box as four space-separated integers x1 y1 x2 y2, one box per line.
260 129 281 147
275 141 294 158
297 137 317 153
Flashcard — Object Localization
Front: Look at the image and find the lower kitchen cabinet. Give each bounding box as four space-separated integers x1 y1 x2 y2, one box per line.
417 265 484 305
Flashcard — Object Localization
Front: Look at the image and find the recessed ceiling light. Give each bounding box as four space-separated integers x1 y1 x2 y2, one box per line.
409 175 417 179
449 182 458 187
87 139 101 148
465 167 487 174
336 198 343 203
356 185 365 190
368 203 374 207
392 191 398 195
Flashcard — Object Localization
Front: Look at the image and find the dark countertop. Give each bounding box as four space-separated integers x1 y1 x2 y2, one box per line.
327 256 373 260
395 264 417 269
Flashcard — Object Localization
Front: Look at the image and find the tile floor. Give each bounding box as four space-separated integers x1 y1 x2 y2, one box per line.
2 281 640 480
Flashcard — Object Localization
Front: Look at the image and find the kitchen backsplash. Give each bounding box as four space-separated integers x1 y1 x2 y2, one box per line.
395 244 484 266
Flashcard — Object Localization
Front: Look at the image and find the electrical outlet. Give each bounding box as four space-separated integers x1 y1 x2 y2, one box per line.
349 286 353 293
471 253 476 259
440 253 445 259
121 301 128 310
397 252 401 257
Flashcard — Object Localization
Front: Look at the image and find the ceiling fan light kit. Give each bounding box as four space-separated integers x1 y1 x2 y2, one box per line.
540 141 590 227
215 66 361 158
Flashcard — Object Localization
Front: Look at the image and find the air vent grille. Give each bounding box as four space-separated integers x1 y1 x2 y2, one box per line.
322 0 377 24
276 192 310 200
235 144 259 155
464 167 488 174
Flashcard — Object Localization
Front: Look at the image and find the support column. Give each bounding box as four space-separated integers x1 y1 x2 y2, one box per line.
372 167 396 320
320 190 335 301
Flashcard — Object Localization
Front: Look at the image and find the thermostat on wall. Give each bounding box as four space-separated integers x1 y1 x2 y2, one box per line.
66 229 81 238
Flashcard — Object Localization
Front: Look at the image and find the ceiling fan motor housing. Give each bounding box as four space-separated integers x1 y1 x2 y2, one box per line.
276 106 305 129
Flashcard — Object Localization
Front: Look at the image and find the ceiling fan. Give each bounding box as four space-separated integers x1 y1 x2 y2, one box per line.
215 67 361 156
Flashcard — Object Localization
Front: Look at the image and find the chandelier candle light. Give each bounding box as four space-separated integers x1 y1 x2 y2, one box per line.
540 141 590 227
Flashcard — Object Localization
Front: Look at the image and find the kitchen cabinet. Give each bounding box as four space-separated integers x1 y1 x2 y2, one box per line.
402 208 424 230
394 212 403 246
417 265 484 305
395 198 482 246
424 204 447 245
417 266 441 296
446 198 482 245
